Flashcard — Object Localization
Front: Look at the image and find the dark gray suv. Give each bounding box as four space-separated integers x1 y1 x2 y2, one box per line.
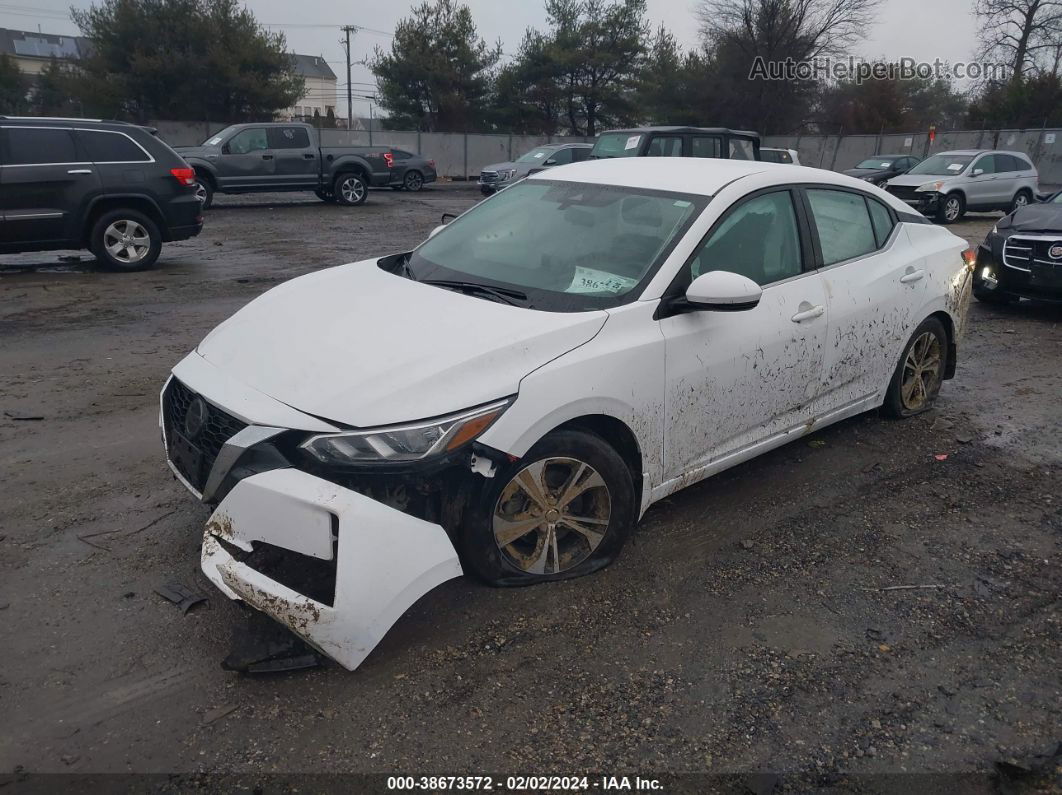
0 117 203 270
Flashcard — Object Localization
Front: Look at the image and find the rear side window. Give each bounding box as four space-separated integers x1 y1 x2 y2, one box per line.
807 189 878 265
646 136 682 157
730 138 755 160
572 147 591 162
5 127 78 165
866 198 895 246
266 127 310 149
691 136 721 158
1013 155 1033 171
548 148 574 165
78 130 151 163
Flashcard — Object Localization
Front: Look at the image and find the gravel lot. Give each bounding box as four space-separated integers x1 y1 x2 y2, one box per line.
1 184 1059 789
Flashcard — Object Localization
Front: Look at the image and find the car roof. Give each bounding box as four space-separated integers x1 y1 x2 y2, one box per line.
527 156 891 197
598 126 760 138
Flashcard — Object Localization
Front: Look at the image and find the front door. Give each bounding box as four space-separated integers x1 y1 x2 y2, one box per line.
267 126 319 188
660 189 828 481
0 125 102 247
215 127 274 189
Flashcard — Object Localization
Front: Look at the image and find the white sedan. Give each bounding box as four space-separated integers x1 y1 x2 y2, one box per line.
162 158 973 670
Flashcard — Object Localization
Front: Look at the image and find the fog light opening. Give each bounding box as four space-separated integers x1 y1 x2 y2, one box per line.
981 266 998 288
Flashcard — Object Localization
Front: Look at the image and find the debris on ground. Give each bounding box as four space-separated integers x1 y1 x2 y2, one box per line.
221 609 321 674
201 704 239 725
3 412 44 421
934 453 949 461
154 583 207 614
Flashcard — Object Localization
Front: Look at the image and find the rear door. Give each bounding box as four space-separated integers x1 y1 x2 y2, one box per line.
214 127 274 189
76 127 155 188
0 125 101 247
690 135 722 159
645 135 683 157
806 187 927 409
267 126 318 188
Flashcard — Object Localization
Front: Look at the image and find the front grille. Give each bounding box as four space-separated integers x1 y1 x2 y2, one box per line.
1002 237 1033 271
163 378 247 492
885 184 920 202
479 170 499 183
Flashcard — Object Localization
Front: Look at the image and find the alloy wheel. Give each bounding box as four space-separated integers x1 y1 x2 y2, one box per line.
900 331 943 411
1013 193 1029 209
492 457 611 576
194 182 209 204
340 176 365 204
103 220 151 264
405 171 423 191
944 197 961 221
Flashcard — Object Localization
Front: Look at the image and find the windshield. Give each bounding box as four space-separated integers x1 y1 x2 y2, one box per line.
516 147 556 164
407 180 705 311
857 158 897 168
202 125 237 146
590 133 642 158
1052 192 1062 204
907 154 973 175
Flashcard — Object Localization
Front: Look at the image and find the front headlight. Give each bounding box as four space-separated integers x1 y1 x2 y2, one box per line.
500 169 517 181
918 181 946 192
300 399 511 464
862 176 875 182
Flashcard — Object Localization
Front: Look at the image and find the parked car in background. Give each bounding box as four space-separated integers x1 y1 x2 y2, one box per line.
884 150 1039 223
175 122 436 208
974 189 1062 304
760 147 801 165
589 126 760 160
385 149 438 192
478 143 592 195
0 116 202 271
843 154 920 185
164 157 971 671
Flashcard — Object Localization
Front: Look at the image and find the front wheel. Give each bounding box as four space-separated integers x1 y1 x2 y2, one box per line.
936 193 965 224
194 176 214 209
881 317 948 418
333 173 368 206
90 209 162 272
458 430 635 586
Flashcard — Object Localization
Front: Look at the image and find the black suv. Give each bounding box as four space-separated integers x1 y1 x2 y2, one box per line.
0 117 203 271
589 126 761 160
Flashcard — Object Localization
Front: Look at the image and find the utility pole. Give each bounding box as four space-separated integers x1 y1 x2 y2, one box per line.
341 25 358 130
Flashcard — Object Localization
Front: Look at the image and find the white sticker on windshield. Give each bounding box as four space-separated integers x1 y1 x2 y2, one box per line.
947 163 963 170
569 267 637 294
879 162 890 167
533 152 545 158
624 135 641 150
673 200 691 207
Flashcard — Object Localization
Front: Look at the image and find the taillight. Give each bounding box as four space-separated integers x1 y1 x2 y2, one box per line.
961 247 976 271
383 152 394 168
170 167 196 186
428 159 435 168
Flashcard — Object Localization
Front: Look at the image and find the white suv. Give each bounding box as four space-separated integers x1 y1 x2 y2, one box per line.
883 150 1039 223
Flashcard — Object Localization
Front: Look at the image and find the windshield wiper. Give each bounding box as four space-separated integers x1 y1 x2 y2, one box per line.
421 279 527 305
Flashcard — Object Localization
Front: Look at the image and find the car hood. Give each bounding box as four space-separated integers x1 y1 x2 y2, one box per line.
843 167 887 177
885 173 956 189
195 261 608 427
1000 203 1062 233
483 160 539 176
173 145 217 157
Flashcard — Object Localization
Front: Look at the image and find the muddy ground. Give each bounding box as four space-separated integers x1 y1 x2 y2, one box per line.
0 185 1059 791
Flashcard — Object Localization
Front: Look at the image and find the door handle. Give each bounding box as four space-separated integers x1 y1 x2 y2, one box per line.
900 269 925 284
261 154 274 160
67 168 93 174
791 304 825 323
302 153 315 159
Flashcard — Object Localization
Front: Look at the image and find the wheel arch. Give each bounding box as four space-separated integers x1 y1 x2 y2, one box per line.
928 309 957 379
82 195 166 244
551 414 644 514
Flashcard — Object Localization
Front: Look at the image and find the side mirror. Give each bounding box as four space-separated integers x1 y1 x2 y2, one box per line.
441 212 457 224
684 271 762 311
544 158 557 165
428 224 445 239
972 168 984 177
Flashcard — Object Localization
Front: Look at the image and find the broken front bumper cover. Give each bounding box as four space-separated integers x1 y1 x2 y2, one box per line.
202 467 463 671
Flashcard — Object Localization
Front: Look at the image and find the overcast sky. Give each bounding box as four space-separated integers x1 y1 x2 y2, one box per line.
4 0 980 118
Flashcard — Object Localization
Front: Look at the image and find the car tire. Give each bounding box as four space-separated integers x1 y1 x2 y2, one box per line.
314 188 336 203
936 193 965 224
90 209 162 272
403 170 424 192
458 429 636 587
194 176 214 210
1010 189 1032 212
480 187 494 197
333 173 368 206
881 317 948 418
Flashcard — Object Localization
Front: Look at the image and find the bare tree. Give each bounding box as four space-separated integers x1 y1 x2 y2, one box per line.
974 0 1062 80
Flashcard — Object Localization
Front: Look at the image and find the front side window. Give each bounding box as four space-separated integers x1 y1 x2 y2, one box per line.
807 189 877 265
547 148 574 165
690 191 802 286
78 130 151 163
266 127 310 149
907 154 972 175
5 127 78 165
407 180 704 311
691 136 722 158
646 136 682 157
226 128 268 154
973 154 998 174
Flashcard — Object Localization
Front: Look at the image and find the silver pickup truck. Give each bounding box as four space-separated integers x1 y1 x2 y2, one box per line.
175 122 436 208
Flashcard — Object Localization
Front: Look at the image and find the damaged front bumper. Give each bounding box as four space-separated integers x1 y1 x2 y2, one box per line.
202 467 463 671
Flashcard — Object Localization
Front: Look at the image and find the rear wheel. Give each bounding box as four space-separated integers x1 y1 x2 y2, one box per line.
90 209 162 272
333 173 367 206
403 170 424 192
882 317 948 418
458 430 635 586
1010 189 1032 212
936 193 965 224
